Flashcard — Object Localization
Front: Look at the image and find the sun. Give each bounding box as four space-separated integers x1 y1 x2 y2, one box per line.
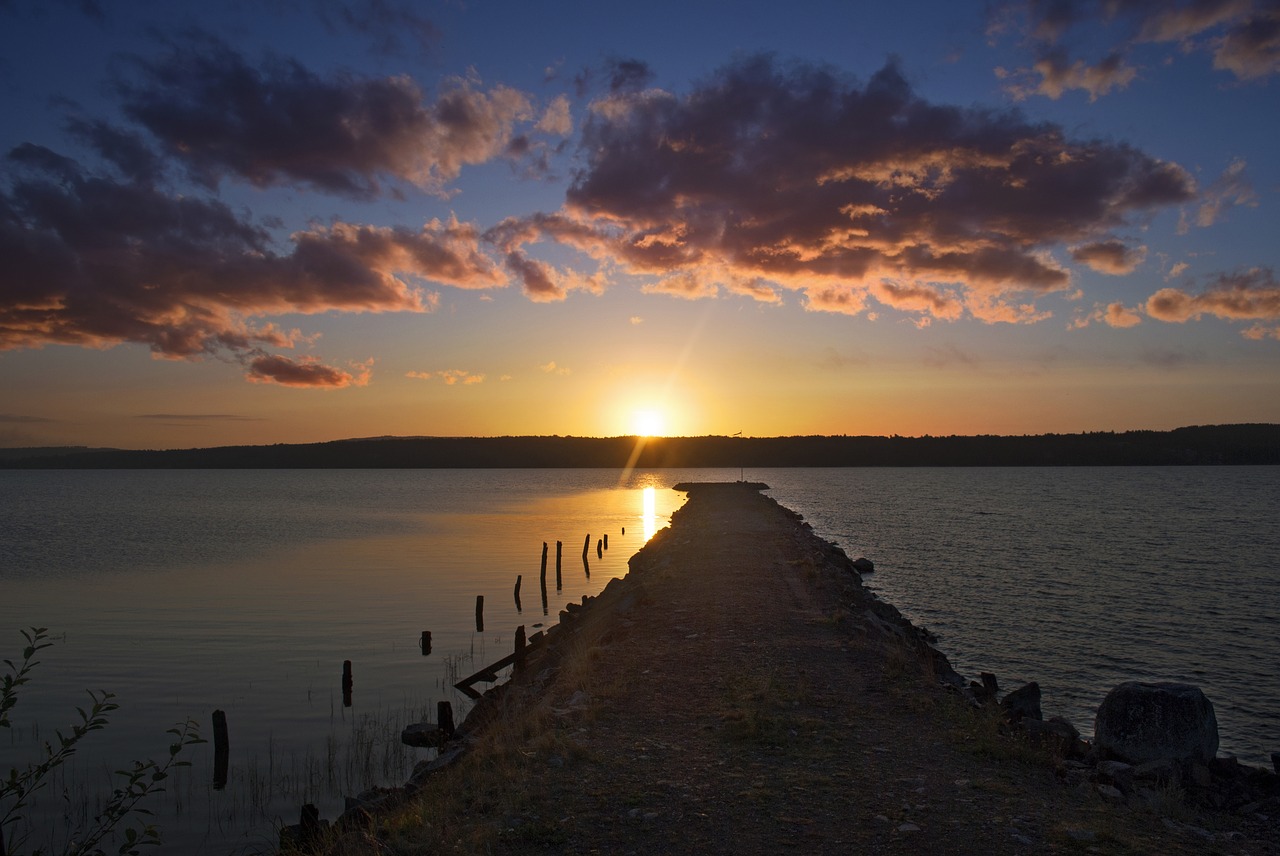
631 409 666 437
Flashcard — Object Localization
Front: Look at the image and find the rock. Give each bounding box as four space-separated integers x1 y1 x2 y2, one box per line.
1134 757 1180 786
1094 682 1218 765
897 822 920 832
1000 682 1042 723
401 722 448 748
852 557 875 574
1097 783 1125 802
1020 715 1079 755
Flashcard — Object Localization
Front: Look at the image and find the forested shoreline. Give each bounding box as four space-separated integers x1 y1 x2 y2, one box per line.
3 424 1278 468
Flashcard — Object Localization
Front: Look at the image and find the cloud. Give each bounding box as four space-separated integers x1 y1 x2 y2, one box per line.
1194 158 1257 228
536 95 574 136
246 355 372 388
1072 301 1144 328
135 413 264 421
1071 239 1148 274
993 0 1280 90
1242 323 1280 340
406 369 485 384
116 36 544 198
0 147 505 382
629 315 644 325
1167 261 1191 279
499 56 1192 324
539 360 571 375
318 0 441 56
1146 267 1280 328
1000 50 1138 100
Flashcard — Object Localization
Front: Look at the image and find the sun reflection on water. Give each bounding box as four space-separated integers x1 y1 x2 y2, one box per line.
642 485 657 542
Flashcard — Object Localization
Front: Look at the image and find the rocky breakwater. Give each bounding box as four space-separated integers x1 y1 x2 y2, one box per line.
282 482 1279 854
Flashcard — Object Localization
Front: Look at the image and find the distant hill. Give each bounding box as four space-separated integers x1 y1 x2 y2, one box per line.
2 425 1278 468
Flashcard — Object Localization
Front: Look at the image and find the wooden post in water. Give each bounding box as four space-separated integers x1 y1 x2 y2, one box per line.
342 660 353 707
514 575 522 612
438 700 455 739
475 595 485 632
555 540 563 590
212 709 229 790
540 542 548 586
604 533 608 550
420 630 432 655
596 538 603 559
622 526 626 535
582 533 590 561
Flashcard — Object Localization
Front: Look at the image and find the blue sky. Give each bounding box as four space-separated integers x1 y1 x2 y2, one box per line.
1 0 1278 447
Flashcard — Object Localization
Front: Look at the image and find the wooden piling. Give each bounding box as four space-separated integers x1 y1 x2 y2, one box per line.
596 538 603 559
420 630 432 655
514 624 527 671
475 595 485 632
540 542 548 584
556 540 563 590
342 660 353 707
622 526 625 534
212 709 229 790
438 700 455 739
582 533 590 560
514 575 522 612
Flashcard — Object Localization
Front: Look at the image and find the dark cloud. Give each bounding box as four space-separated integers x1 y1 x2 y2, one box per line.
319 0 441 56
65 117 165 185
1071 239 1147 273
0 148 507 384
499 56 1192 323
246 354 371 388
994 0 1280 92
136 414 262 424
606 57 656 92
1146 267 1280 327
115 37 539 198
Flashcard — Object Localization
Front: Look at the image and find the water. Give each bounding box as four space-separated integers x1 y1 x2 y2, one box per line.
2 466 1277 852
0 468 696 854
760 466 1280 767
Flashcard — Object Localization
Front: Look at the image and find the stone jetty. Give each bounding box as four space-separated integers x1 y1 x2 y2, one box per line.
286 483 1278 854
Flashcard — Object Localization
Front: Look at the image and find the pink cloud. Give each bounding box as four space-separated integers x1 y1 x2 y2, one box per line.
493 56 1192 324
246 355 372 388
1146 267 1280 324
1071 239 1148 274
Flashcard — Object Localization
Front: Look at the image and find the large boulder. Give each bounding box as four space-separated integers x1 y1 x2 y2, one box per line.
1094 682 1218 764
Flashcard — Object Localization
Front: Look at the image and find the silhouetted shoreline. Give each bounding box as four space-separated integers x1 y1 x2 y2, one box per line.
2 424 1278 468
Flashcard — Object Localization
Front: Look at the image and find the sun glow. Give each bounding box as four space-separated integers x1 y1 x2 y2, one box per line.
631 409 666 436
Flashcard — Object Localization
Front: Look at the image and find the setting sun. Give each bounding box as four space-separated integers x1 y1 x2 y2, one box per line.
631 409 666 436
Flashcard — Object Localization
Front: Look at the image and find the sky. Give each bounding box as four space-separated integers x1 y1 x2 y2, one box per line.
1 0 1278 449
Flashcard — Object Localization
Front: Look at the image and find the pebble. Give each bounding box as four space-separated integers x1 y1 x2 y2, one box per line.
1065 828 1096 842
897 822 921 833
1011 832 1035 845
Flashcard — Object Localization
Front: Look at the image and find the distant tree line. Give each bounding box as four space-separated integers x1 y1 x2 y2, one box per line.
2 424 1279 468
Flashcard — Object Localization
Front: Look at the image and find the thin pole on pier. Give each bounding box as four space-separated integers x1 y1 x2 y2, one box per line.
438 700 455 739
475 595 485 632
555 540 563 590
212 709 229 790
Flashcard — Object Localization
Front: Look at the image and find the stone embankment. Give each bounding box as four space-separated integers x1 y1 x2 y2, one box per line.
284 482 1279 854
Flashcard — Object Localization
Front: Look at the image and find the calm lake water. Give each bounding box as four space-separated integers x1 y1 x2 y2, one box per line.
2 466 1277 853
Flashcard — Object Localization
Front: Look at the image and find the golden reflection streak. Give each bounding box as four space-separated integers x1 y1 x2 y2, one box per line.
642 486 657 541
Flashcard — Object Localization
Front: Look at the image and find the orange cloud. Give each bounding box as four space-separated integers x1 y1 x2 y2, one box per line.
246 355 372 388
493 56 1191 324
1071 240 1148 274
1146 267 1280 324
